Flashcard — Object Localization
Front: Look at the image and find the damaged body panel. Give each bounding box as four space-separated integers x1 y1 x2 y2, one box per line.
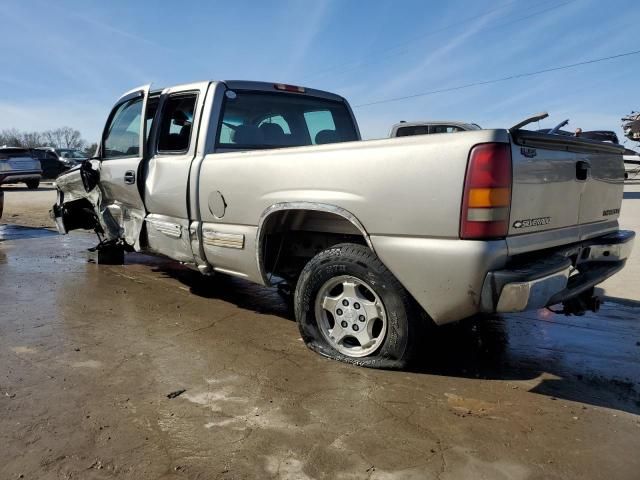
54 85 152 245
51 80 635 368
52 163 104 235
96 85 151 248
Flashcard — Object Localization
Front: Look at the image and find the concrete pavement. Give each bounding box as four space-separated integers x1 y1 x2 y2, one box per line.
1 181 640 479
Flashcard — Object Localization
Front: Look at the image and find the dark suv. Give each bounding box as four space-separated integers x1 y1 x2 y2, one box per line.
32 147 86 179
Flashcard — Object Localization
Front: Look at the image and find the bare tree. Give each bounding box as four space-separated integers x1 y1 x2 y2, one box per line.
0 128 24 147
21 131 44 148
1 126 87 150
60 127 84 149
42 127 85 149
42 129 62 148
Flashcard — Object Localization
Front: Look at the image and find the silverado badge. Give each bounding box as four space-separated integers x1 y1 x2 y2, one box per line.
513 217 551 229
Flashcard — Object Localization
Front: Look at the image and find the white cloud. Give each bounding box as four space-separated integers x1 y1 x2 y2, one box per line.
282 0 332 80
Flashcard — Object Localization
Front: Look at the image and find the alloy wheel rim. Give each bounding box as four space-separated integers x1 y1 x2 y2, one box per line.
314 275 388 358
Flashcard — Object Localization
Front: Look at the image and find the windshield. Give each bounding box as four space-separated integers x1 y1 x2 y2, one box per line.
217 91 358 149
57 149 86 159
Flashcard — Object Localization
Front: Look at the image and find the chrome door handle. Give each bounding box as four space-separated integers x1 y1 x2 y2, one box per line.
124 170 136 184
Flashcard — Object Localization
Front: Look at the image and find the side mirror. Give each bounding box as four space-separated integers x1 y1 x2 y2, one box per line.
80 159 100 193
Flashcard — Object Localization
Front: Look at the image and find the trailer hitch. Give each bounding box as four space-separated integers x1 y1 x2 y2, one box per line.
549 288 601 316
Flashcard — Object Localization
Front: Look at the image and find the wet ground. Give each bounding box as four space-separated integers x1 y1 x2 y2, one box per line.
1 222 640 480
2 182 640 479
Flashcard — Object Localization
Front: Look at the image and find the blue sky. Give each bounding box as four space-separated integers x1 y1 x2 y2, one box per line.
1 0 639 145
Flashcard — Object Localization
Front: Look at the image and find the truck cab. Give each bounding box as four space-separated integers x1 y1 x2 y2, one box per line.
52 80 360 250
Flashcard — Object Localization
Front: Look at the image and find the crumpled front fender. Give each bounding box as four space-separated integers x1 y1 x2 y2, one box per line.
51 163 118 239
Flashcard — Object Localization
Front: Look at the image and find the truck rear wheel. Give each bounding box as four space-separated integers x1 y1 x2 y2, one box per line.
294 243 422 369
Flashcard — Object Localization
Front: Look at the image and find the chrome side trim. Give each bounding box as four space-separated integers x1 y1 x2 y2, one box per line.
255 202 373 285
146 218 182 238
202 229 245 249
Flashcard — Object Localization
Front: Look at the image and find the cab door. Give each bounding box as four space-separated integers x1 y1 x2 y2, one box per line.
142 81 209 262
98 85 150 248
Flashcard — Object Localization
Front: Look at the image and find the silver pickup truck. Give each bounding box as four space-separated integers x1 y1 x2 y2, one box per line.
52 80 635 368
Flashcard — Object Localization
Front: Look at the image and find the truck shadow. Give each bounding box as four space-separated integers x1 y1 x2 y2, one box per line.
153 262 640 416
151 262 294 321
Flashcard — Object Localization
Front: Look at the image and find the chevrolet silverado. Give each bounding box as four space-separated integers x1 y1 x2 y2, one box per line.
51 80 635 368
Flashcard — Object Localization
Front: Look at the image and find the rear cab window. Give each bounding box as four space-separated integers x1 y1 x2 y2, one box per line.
216 91 358 150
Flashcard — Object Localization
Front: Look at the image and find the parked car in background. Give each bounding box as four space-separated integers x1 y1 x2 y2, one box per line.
389 120 481 137
0 147 42 189
624 148 640 180
52 80 634 369
32 147 87 179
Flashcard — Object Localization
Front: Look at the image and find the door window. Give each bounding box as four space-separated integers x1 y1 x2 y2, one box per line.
157 93 197 153
103 98 143 159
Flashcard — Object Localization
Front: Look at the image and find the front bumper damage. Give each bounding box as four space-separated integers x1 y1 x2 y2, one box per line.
50 164 111 238
481 230 635 313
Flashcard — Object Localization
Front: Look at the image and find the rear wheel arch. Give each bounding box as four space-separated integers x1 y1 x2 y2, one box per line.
256 202 374 286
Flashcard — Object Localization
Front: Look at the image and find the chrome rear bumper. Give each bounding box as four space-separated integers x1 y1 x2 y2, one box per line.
481 230 635 313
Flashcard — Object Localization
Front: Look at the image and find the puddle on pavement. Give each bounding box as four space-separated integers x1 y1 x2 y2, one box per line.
0 224 58 241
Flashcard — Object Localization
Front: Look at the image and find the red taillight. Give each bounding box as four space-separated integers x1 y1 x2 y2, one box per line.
460 143 512 239
274 83 306 93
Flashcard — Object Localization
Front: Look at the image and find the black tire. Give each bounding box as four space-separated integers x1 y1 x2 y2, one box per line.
294 243 424 369
25 179 39 189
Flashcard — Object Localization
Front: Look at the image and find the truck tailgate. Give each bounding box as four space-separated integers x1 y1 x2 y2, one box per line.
507 131 625 251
